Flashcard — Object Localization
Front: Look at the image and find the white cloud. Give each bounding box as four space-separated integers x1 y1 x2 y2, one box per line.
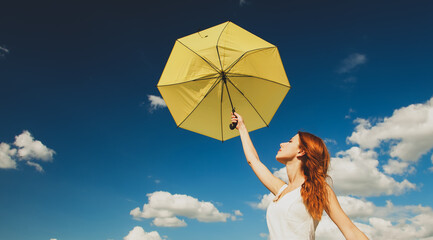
348 97 433 173
124 226 165 240
383 159 415 175
316 216 374 240
249 167 288 210
337 53 367 73
153 217 186 227
250 192 274 210
131 191 233 227
358 208 433 240
272 167 288 183
1 131 55 171
239 0 248 6
259 232 270 239
14 130 55 161
0 46 9 53
345 108 356 119
0 143 17 169
337 196 376 220
315 196 433 240
324 138 337 145
147 95 167 112
329 147 416 197
231 210 243 221
26 161 44 172
147 175 161 184
0 46 9 58
316 216 346 240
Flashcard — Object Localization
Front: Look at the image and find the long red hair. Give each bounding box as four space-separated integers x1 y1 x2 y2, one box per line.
298 131 331 221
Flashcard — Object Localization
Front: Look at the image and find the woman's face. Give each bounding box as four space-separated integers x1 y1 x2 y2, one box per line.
276 134 302 164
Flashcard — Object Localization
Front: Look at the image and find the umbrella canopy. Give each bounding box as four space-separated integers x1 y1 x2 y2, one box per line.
157 21 290 141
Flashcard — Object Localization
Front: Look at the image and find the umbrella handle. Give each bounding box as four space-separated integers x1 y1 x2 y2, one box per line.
230 109 238 130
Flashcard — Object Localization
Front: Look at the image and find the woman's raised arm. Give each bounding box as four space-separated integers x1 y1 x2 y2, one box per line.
232 113 285 195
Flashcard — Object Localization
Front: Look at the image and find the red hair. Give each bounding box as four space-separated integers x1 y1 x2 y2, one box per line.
298 131 331 221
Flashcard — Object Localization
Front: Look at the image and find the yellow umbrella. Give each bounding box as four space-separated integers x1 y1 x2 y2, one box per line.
157 21 290 141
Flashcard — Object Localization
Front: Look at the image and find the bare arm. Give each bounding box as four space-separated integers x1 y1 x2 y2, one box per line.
233 113 285 195
325 185 369 240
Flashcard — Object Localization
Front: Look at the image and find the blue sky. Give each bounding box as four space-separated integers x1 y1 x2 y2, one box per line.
1 0 433 239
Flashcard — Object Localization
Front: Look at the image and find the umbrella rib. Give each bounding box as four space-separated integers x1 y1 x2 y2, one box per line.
227 73 291 88
177 78 222 128
224 46 275 73
176 40 221 73
226 77 269 127
220 77 224 141
216 22 230 71
157 74 220 87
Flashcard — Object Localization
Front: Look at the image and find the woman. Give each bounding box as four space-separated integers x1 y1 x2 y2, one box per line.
231 113 368 240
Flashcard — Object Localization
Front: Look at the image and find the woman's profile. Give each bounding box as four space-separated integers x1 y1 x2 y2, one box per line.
231 112 368 240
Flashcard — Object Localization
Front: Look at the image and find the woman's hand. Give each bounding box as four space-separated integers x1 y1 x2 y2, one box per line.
231 112 245 130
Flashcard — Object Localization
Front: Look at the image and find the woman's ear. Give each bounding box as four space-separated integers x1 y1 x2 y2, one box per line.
297 150 306 157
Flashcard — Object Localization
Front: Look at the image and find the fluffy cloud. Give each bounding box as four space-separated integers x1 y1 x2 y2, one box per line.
316 216 372 240
26 161 44 172
316 197 433 240
147 95 167 112
272 167 288 183
0 131 55 171
345 108 356 119
0 143 17 169
383 159 415 175
329 147 416 197
152 216 186 227
336 196 375 220
230 209 243 221
249 168 286 210
131 191 233 227
14 130 55 161
324 138 337 145
124 226 165 240
337 53 367 73
347 97 433 174
250 192 274 210
315 216 347 240
259 232 270 239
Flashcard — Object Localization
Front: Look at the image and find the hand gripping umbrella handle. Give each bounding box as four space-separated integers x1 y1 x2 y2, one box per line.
230 109 238 130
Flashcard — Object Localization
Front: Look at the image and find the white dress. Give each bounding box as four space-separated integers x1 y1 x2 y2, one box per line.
266 184 319 240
